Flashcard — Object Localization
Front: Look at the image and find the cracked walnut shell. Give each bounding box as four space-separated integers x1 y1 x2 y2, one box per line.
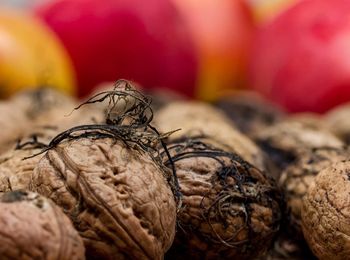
31 137 176 260
302 161 350 260
0 191 85 259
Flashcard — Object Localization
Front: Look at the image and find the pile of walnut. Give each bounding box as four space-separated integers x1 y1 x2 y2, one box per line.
0 81 349 260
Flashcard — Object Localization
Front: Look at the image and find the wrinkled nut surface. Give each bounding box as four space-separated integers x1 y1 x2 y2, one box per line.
10 88 77 124
0 191 85 260
166 141 282 259
0 148 44 193
215 92 285 137
12 88 106 130
31 137 176 260
0 102 31 154
302 161 350 260
155 101 266 170
254 119 344 170
280 148 349 234
325 103 350 144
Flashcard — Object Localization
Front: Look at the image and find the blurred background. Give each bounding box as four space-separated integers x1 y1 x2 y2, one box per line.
2 0 350 113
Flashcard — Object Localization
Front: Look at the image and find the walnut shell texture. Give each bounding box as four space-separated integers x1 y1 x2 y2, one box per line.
31 137 176 260
302 161 350 259
280 148 350 234
155 101 266 170
215 92 285 137
0 148 44 193
0 191 85 260
10 88 77 124
254 119 344 170
165 140 282 259
0 102 31 154
326 103 350 144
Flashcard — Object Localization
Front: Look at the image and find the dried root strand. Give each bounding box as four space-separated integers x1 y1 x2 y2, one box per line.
26 79 180 200
162 137 282 259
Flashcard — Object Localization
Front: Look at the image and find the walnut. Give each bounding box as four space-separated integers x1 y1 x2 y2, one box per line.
279 148 350 236
0 147 44 193
301 161 350 259
164 138 282 259
12 88 106 128
254 118 344 171
215 91 285 137
0 102 31 154
0 190 85 259
31 137 176 259
145 89 186 111
0 88 104 155
286 113 331 131
155 101 266 170
325 103 350 144
10 88 77 123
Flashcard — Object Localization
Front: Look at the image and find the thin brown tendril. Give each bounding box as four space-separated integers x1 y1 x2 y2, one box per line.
162 136 282 249
24 79 181 203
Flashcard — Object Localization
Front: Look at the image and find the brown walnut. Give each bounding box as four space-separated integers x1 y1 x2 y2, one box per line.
254 118 344 171
0 191 85 259
164 139 282 259
279 148 350 235
302 161 350 260
326 102 350 144
0 102 31 154
215 91 285 137
0 147 45 193
155 101 266 170
10 88 77 124
31 137 176 260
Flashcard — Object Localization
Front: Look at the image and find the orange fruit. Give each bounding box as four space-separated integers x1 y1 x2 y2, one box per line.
0 9 76 98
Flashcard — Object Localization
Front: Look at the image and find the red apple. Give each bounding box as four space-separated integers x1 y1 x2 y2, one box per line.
35 0 198 97
171 0 254 101
249 0 350 113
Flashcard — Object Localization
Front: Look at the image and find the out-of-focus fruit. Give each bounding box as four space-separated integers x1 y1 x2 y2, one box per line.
249 0 350 113
171 0 254 101
246 0 300 25
0 9 75 98
35 0 198 97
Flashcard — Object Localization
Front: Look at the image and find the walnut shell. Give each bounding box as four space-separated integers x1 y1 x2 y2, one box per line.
254 118 344 171
0 147 44 193
215 92 285 137
165 140 282 259
325 103 350 144
280 148 350 235
145 88 186 111
31 137 176 259
301 161 350 259
155 101 266 170
0 191 85 259
10 88 77 123
286 113 331 131
0 102 31 154
12 88 106 129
